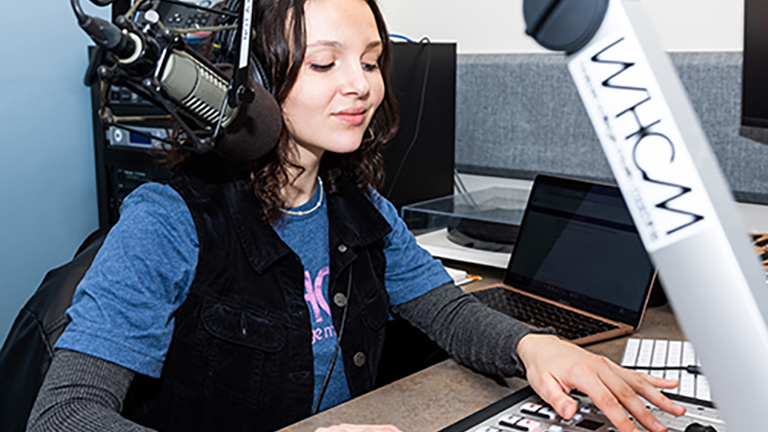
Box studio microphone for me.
[155,46,282,161]
[76,5,281,162]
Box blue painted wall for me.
[0,1,110,344]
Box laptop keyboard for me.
[470,287,618,340]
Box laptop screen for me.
[503,175,655,326]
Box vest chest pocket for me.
[201,301,285,351]
[198,301,287,404]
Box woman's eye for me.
[362,62,380,71]
[310,63,334,71]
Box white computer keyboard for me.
[621,338,712,404]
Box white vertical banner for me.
[567,2,718,253]
[563,2,768,430]
[239,0,254,69]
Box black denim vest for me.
[122,171,392,432]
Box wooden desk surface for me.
[279,291,684,432]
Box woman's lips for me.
[334,108,366,125]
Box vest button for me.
[353,352,366,367]
[337,244,348,253]
[333,292,347,307]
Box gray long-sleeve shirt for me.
[27,282,541,432]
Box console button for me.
[474,427,502,432]
[521,402,556,419]
[498,415,541,432]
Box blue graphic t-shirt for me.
[56,181,451,412]
[270,183,350,411]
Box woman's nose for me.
[341,64,371,97]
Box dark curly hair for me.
[248,0,398,222]
[164,0,399,221]
[162,0,398,220]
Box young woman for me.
[27,1,685,431]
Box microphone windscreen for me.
[213,76,282,162]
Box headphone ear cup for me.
[523,0,609,54]
[249,53,273,94]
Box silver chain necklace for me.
[280,177,324,216]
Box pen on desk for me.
[456,275,482,286]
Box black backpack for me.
[0,231,105,432]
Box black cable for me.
[160,0,238,17]
[625,365,703,375]
[212,0,241,63]
[453,169,479,208]
[312,266,354,414]
[453,169,468,195]
[386,36,432,197]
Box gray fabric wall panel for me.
[455,52,768,204]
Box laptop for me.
[468,174,657,345]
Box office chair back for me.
[0,231,105,432]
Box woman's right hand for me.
[314,424,403,432]
[517,334,685,432]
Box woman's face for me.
[281,0,385,159]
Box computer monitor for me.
[376,41,457,385]
[740,0,768,144]
[381,42,456,209]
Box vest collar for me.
[226,181,290,274]
[326,180,392,249]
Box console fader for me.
[439,387,727,432]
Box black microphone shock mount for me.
[73,0,255,155]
